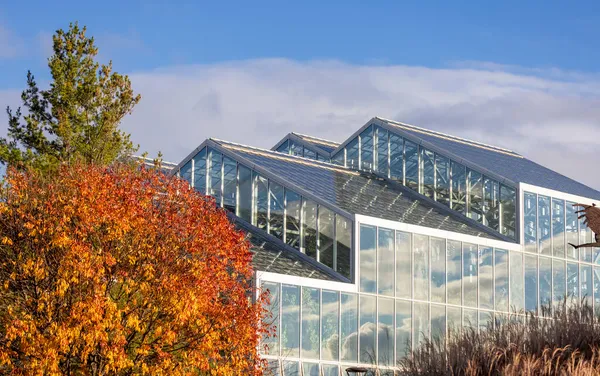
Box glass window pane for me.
[304,148,316,160]
[450,162,466,215]
[331,150,344,166]
[500,185,516,239]
[510,251,524,312]
[420,148,435,199]
[253,172,268,230]
[321,290,339,361]
[552,199,565,258]
[483,178,499,231]
[269,181,285,240]
[360,125,374,171]
[524,192,537,253]
[567,262,579,306]
[378,298,394,366]
[431,304,446,343]
[566,201,579,260]
[447,306,461,334]
[389,133,403,182]
[413,302,429,349]
[463,308,477,330]
[180,160,192,185]
[335,215,352,279]
[302,200,318,259]
[553,260,566,311]
[290,141,303,157]
[396,231,412,299]
[468,170,483,223]
[340,293,358,362]
[283,361,300,376]
[376,127,389,176]
[321,364,339,376]
[594,268,600,316]
[318,206,335,269]
[404,140,419,190]
[276,139,290,154]
[538,195,551,256]
[495,249,509,312]
[435,154,450,207]
[237,164,252,222]
[396,300,411,360]
[346,138,359,170]
[581,264,593,308]
[378,228,395,296]
[525,254,538,314]
[447,240,462,305]
[261,282,279,355]
[359,295,376,364]
[360,225,377,293]
[282,284,300,358]
[463,243,478,307]
[302,363,319,376]
[414,234,429,301]
[222,157,237,212]
[193,148,207,194]
[301,287,320,359]
[431,237,446,303]
[479,311,493,332]
[479,246,493,310]
[285,190,301,248]
[539,257,552,316]
[267,360,281,376]
[208,149,222,205]
[581,215,593,263]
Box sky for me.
[1,1,600,189]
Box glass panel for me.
[463,308,477,330]
[567,262,579,305]
[447,306,461,334]
[303,148,316,160]
[495,249,509,312]
[566,201,578,260]
[413,302,429,349]
[321,364,339,376]
[396,300,411,360]
[290,141,303,157]
[414,234,429,301]
[267,360,281,376]
[539,257,552,316]
[283,361,300,376]
[376,127,389,176]
[359,295,376,364]
[500,185,516,239]
[450,161,466,215]
[510,251,524,312]
[335,215,352,279]
[396,231,412,299]
[538,195,552,256]
[318,206,335,269]
[331,150,344,166]
[581,264,593,308]
[282,284,300,358]
[302,363,319,376]
[435,154,450,207]
[553,260,566,311]
[180,160,192,185]
[276,139,289,154]
[404,139,419,190]
[552,198,565,258]
[467,169,483,223]
[261,282,280,355]
[269,181,285,240]
[420,148,435,199]
[302,200,318,259]
[479,246,493,310]
[316,153,328,162]
[346,138,359,170]
[360,225,377,293]
[208,149,222,205]
[479,311,493,331]
[483,178,499,231]
[237,164,252,222]
[285,190,301,248]
[222,157,237,212]
[581,214,593,263]
[524,254,538,314]
[360,125,374,171]
[321,290,339,361]
[389,133,403,182]
[447,240,462,305]
[254,172,268,231]
[301,287,320,359]
[431,237,446,303]
[595,268,600,315]
[340,293,358,362]
[378,228,395,296]
[463,243,478,307]
[378,298,394,366]
[193,148,207,194]
[524,192,537,253]
[431,304,446,342]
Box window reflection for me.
[360,126,374,171]
[581,265,593,307]
[539,257,552,316]
[468,170,483,223]
[566,201,578,260]
[237,164,252,222]
[479,247,493,310]
[222,156,237,212]
[302,200,318,259]
[282,284,300,358]
[510,252,524,312]
[285,190,301,248]
[321,290,339,361]
[538,195,551,256]
[553,260,566,311]
[447,240,462,305]
[435,154,450,207]
[463,243,478,307]
[499,185,516,239]
[525,255,538,313]
[346,138,359,170]
[483,178,499,231]
[262,282,280,355]
[451,162,466,215]
[413,302,429,349]
[180,160,192,185]
[318,206,335,269]
[193,148,207,194]
[524,192,537,253]
[378,228,394,296]
[552,199,565,258]
[567,262,579,305]
[208,149,222,205]
[276,139,289,154]
[360,225,377,293]
[494,249,509,312]
[404,140,419,190]
[420,148,435,199]
[359,295,376,364]
[301,287,320,359]
[396,232,412,299]
[431,237,446,303]
[253,172,268,231]
[395,300,411,360]
[431,304,446,343]
[269,181,285,240]
[335,216,352,279]
[413,234,429,301]
[340,293,358,362]
[378,298,394,366]
[389,133,403,182]
[376,127,389,177]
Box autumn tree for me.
[0,163,269,375]
[0,22,140,171]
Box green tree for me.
[0,22,140,171]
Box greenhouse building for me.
[172,117,600,375]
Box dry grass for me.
[399,301,600,375]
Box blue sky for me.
[1,1,600,188]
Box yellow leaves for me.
[1,236,12,245]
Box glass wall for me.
[178,147,353,278]
[277,139,330,162]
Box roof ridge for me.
[376,117,522,157]
[291,132,340,146]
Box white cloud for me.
[0,24,23,59]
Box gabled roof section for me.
[212,139,509,241]
[375,117,600,200]
[271,132,340,156]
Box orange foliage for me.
[0,163,268,375]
